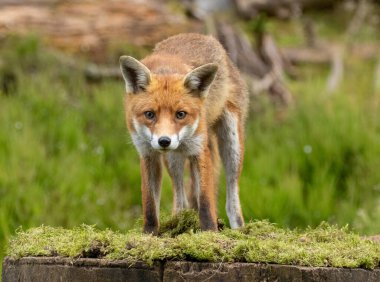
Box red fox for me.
[120,33,248,234]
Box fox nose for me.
[158,136,171,148]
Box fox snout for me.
[158,136,171,148]
[151,133,180,151]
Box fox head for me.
[120,55,218,154]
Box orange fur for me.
[120,33,248,233]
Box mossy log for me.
[3,211,379,281]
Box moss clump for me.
[159,209,200,237]
[6,210,380,269]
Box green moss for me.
[159,209,200,237]
[6,210,380,269]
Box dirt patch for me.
[367,235,380,243]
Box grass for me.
[1,31,380,272]
[6,210,380,269]
[238,76,380,233]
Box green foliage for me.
[6,211,380,269]
[232,60,380,234]
[244,14,268,36]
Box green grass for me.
[234,63,380,233]
[6,210,380,269]
[1,35,380,271]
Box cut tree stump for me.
[3,257,380,282]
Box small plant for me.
[159,209,200,237]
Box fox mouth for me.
[152,143,179,152]
[150,135,180,151]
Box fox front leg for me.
[165,153,188,214]
[140,154,162,235]
[190,148,218,231]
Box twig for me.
[51,50,121,82]
[374,56,380,93]
[84,64,121,82]
[325,0,369,94]
[261,34,285,80]
[302,18,320,48]
[326,45,344,93]
[214,22,293,105]
[283,42,380,64]
[344,0,369,47]
[245,72,276,95]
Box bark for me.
[235,0,343,19]
[214,21,293,105]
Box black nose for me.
[158,136,171,148]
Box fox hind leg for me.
[216,109,245,229]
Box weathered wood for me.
[0,0,194,60]
[0,0,59,6]
[3,257,380,282]
[235,0,343,19]
[2,257,163,282]
[215,21,293,104]
[282,42,380,65]
[282,47,330,64]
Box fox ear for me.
[119,56,151,94]
[184,63,218,98]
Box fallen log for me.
[234,0,343,19]
[214,21,293,105]
[282,42,380,65]
[282,47,330,64]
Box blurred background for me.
[1,0,380,263]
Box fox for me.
[119,33,248,234]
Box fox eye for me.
[144,111,155,120]
[176,111,187,119]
